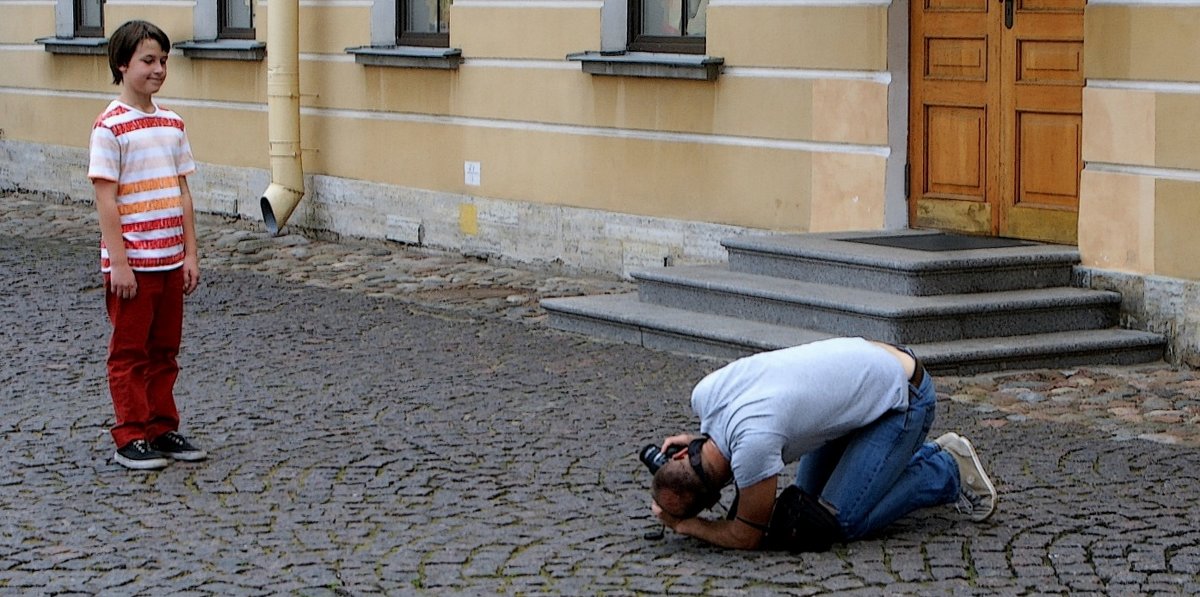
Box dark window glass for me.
[629,0,706,53]
[399,0,451,47]
[219,0,255,39]
[74,0,103,38]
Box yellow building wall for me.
[0,5,54,40]
[1081,5,1200,281]
[707,5,888,71]
[0,0,892,237]
[452,5,600,59]
[1085,7,1200,83]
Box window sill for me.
[175,40,266,61]
[566,51,723,81]
[345,46,463,70]
[35,36,106,55]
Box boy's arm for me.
[94,179,137,298]
[178,176,200,295]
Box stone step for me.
[541,293,1165,374]
[631,265,1121,344]
[724,231,1080,296]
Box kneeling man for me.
[651,337,996,551]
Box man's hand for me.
[652,499,684,530]
[660,433,702,454]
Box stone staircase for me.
[541,230,1165,374]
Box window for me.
[219,0,255,39]
[566,0,721,80]
[399,0,451,47]
[345,0,461,69]
[74,0,104,38]
[37,0,106,54]
[175,0,265,60]
[629,0,707,54]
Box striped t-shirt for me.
[88,99,196,272]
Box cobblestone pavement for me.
[3,191,1200,595]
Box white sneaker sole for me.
[114,452,171,470]
[163,450,208,462]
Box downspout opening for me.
[261,182,304,237]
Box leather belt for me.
[909,356,926,387]
[888,342,927,387]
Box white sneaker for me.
[933,432,959,449]
[935,432,997,522]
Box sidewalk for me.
[3,189,1200,594]
[5,190,1196,447]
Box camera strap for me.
[687,435,712,490]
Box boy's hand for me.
[109,264,137,299]
[182,255,200,295]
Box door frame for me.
[884,0,912,231]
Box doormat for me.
[842,233,1037,252]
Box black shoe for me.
[114,439,171,470]
[150,431,208,461]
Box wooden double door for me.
[909,0,1085,244]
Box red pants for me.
[105,268,183,447]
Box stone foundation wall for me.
[1077,267,1200,367]
[0,140,747,278]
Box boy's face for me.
[119,38,168,98]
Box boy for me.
[88,20,206,470]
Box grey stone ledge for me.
[346,46,463,70]
[567,51,724,81]
[35,36,106,55]
[631,265,1122,318]
[724,230,1081,272]
[175,39,267,61]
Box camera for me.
[639,443,683,474]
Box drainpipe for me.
[259,0,305,236]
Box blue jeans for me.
[792,367,960,540]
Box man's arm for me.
[657,475,777,550]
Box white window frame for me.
[600,0,628,53]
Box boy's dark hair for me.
[107,20,171,85]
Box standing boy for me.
[88,20,206,470]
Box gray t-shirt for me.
[691,337,909,488]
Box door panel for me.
[1017,40,1082,84]
[1016,112,1080,207]
[910,0,999,237]
[999,7,1083,242]
[926,106,987,200]
[927,38,988,81]
[910,0,1084,243]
